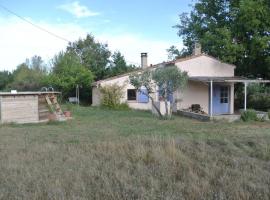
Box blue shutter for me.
[138,89,149,103]
[167,92,173,103]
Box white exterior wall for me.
[92,75,155,110]
[92,87,101,106]
[175,81,209,114]
[175,55,235,77]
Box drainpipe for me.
[210,80,213,117]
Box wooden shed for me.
[0,92,65,124]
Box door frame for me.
[209,83,231,115]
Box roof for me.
[0,91,61,96]
[174,54,236,68]
[189,76,270,83]
[92,53,236,86]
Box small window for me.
[220,86,229,104]
[127,89,137,101]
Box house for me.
[92,45,270,120]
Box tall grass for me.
[0,106,270,199]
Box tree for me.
[175,0,270,78]
[130,65,188,118]
[10,56,47,91]
[152,66,188,117]
[46,51,94,102]
[167,45,181,61]
[108,51,136,77]
[67,34,111,80]
[0,71,13,91]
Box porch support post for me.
[244,81,247,111]
[210,80,213,117]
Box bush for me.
[100,83,127,109]
[115,103,130,110]
[241,109,258,122]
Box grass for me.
[0,106,270,199]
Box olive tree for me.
[129,65,188,119]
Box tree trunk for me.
[139,89,163,118]
[164,90,169,118]
[149,96,163,118]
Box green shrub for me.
[115,103,130,110]
[100,83,128,110]
[268,110,270,120]
[241,109,258,122]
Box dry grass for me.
[0,106,270,199]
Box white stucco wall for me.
[92,75,155,110]
[175,55,235,77]
[176,81,210,114]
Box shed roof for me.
[0,91,61,96]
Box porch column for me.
[230,83,234,114]
[244,82,248,111]
[210,80,213,117]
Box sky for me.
[0,0,193,71]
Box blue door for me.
[212,85,230,115]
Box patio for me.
[178,76,270,122]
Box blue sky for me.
[0,0,193,70]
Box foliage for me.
[235,83,270,111]
[130,65,188,118]
[45,51,94,102]
[130,70,154,93]
[152,65,188,99]
[241,109,258,122]
[10,56,47,91]
[167,45,181,61]
[100,83,127,109]
[153,65,188,118]
[107,51,136,77]
[175,0,270,79]
[67,34,111,81]
[0,71,13,91]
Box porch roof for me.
[189,76,270,83]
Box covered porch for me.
[184,76,270,121]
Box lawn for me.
[0,106,270,200]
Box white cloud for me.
[97,33,183,66]
[0,17,87,70]
[58,1,100,18]
[0,16,183,71]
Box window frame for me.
[220,86,229,104]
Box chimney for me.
[141,53,148,68]
[193,43,202,55]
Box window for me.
[220,86,229,103]
[127,89,137,101]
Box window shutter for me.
[138,89,149,103]
[167,92,173,103]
